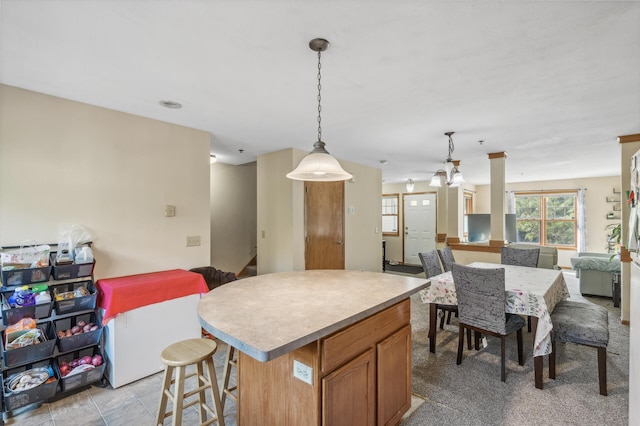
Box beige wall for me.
[381,180,475,264]
[476,176,621,267]
[256,149,306,274]
[210,161,257,274]
[383,176,621,268]
[0,85,211,279]
[257,148,382,274]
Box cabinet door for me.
[377,325,411,426]
[322,348,375,426]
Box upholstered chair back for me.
[437,246,456,272]
[500,247,540,268]
[451,263,507,335]
[419,250,443,279]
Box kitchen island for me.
[197,269,428,426]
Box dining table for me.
[420,261,570,389]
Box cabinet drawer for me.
[321,299,410,374]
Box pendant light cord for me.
[317,50,322,142]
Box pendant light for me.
[406,179,415,193]
[286,38,353,181]
[429,131,465,187]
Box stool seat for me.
[161,338,217,366]
[156,338,225,426]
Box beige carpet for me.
[400,271,628,426]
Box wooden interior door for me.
[305,181,345,270]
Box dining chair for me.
[500,246,540,332]
[549,299,609,395]
[500,246,540,268]
[437,246,456,272]
[451,263,525,382]
[419,251,459,330]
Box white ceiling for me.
[1,1,639,185]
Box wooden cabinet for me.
[237,299,412,425]
[322,348,376,426]
[377,325,411,426]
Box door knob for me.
[337,241,344,245]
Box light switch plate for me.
[164,205,176,217]
[186,235,201,247]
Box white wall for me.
[257,148,382,274]
[210,161,257,274]
[0,85,211,279]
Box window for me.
[463,191,473,238]
[382,194,399,236]
[514,192,577,248]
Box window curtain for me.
[577,188,587,253]
[507,191,515,214]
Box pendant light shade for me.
[286,142,353,181]
[406,179,415,193]
[287,38,352,182]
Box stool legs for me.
[156,356,225,426]
[157,365,174,425]
[204,356,225,425]
[221,346,238,409]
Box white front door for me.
[404,193,437,265]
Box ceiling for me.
[1,1,639,185]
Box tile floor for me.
[4,341,237,426]
[6,338,423,425]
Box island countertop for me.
[197,269,428,362]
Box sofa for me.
[507,243,559,270]
[570,252,620,298]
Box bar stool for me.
[156,338,225,426]
[220,346,237,409]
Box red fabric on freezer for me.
[96,269,208,324]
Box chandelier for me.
[286,38,352,181]
[406,179,415,193]
[429,131,465,187]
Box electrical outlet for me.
[293,360,313,385]
[186,235,201,247]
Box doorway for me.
[403,192,437,265]
[305,181,345,269]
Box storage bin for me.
[50,253,95,280]
[1,292,54,326]
[2,359,58,411]
[50,280,97,315]
[1,266,51,289]
[1,321,56,368]
[56,346,105,392]
[54,312,102,353]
